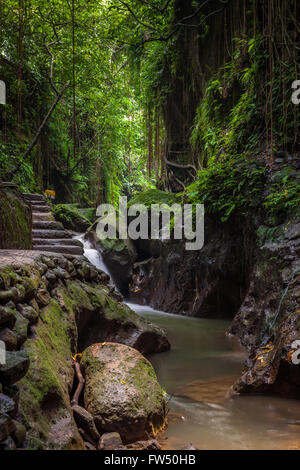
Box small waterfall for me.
[73,233,110,275]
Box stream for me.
[77,234,300,450]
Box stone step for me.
[32,212,54,222]
[32,220,63,230]
[33,238,83,247]
[32,245,83,255]
[32,229,71,239]
[31,205,51,212]
[24,193,46,202]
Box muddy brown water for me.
[78,236,300,450]
[127,303,300,450]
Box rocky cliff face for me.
[230,218,300,398]
[0,251,169,449]
[129,215,252,318]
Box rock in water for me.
[81,343,166,443]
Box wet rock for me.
[37,262,48,276]
[89,265,99,282]
[53,267,70,280]
[73,281,170,355]
[0,288,18,305]
[45,270,57,284]
[17,304,39,325]
[181,444,199,450]
[12,311,29,347]
[98,432,125,450]
[84,441,96,451]
[6,301,16,310]
[29,298,40,313]
[0,350,30,385]
[126,439,161,450]
[86,229,137,295]
[35,288,51,307]
[72,404,100,442]
[0,435,16,449]
[0,393,16,417]
[81,342,166,444]
[0,413,16,441]
[0,328,18,351]
[0,306,16,329]
[40,256,56,269]
[11,420,26,447]
[3,384,20,411]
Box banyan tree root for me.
[71,360,85,406]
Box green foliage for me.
[263,167,300,222]
[52,204,90,231]
[128,189,179,209]
[185,156,267,222]
[191,35,265,167]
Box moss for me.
[19,292,82,449]
[52,204,90,232]
[129,189,179,209]
[0,267,21,289]
[0,189,32,249]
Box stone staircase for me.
[24,193,84,256]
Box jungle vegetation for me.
[0,0,299,214]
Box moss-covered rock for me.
[52,204,90,232]
[81,342,166,443]
[65,279,170,354]
[0,189,32,250]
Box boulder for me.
[11,420,26,447]
[72,405,100,442]
[69,280,170,355]
[17,304,39,325]
[98,432,124,450]
[0,393,16,417]
[0,413,16,442]
[126,439,161,450]
[12,311,29,347]
[0,306,16,329]
[81,343,166,444]
[0,328,18,351]
[0,435,16,449]
[0,350,30,385]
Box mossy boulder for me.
[0,188,32,250]
[52,204,90,232]
[65,279,170,354]
[81,343,166,443]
